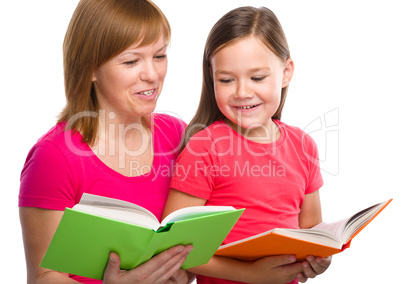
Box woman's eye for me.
[123,60,139,66]
[251,76,266,81]
[155,54,167,61]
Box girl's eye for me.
[219,78,233,84]
[251,76,266,81]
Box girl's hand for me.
[296,255,332,283]
[249,255,304,284]
[103,245,193,284]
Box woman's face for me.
[92,36,168,123]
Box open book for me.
[215,199,392,261]
[41,194,244,280]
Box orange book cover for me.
[215,199,392,261]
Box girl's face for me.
[92,36,168,124]
[211,36,293,137]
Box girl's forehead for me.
[212,36,277,61]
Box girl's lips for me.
[233,103,262,111]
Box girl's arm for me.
[20,207,193,284]
[163,189,306,284]
[296,190,332,281]
[299,189,322,229]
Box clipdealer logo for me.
[303,108,339,176]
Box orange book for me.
[215,199,392,261]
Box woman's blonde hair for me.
[181,6,290,151]
[58,0,171,146]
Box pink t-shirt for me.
[19,113,186,283]
[171,119,323,284]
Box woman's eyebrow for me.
[120,43,169,57]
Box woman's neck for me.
[90,110,154,177]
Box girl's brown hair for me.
[181,6,290,151]
[58,0,171,146]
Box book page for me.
[161,206,236,227]
[341,200,390,243]
[312,219,349,241]
[312,200,392,244]
[73,194,161,230]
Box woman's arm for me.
[20,207,193,284]
[163,189,306,284]
[20,207,78,283]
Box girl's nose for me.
[234,81,253,99]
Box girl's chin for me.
[227,118,272,130]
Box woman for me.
[19,0,192,283]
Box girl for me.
[19,0,192,283]
[163,6,331,284]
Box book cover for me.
[41,206,244,280]
[215,199,392,261]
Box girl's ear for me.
[282,58,294,88]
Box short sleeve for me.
[153,113,187,158]
[170,130,216,200]
[302,133,324,194]
[19,141,78,210]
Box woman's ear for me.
[282,58,294,88]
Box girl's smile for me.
[211,35,293,141]
[233,103,262,110]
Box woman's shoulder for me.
[20,122,83,210]
[33,122,87,153]
[152,112,186,125]
[152,113,186,133]
[152,113,187,155]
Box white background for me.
[1,0,401,283]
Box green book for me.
[40,193,244,280]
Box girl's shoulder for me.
[275,119,303,135]
[275,120,313,140]
[191,120,230,138]
[275,120,319,152]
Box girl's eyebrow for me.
[214,67,272,75]
[248,67,272,73]
[214,70,233,75]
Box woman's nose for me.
[140,61,158,82]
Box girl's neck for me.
[224,118,281,144]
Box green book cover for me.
[40,196,244,280]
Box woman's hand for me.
[296,255,332,283]
[103,245,193,284]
